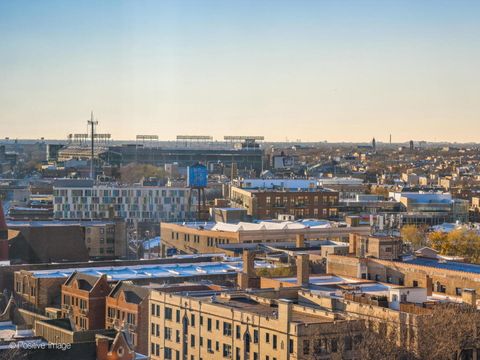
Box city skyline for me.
[1,0,480,142]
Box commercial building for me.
[391,191,469,225]
[53,179,197,223]
[230,179,339,220]
[160,220,370,255]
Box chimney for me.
[95,336,110,360]
[0,201,9,261]
[295,234,305,248]
[238,250,259,289]
[296,254,310,287]
[462,289,477,307]
[277,299,293,330]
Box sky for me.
[1,0,480,143]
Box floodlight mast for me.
[88,111,98,180]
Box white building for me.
[53,179,197,222]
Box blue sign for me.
[187,164,208,187]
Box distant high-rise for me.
[410,140,414,151]
[372,137,376,152]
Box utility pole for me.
[88,111,98,180]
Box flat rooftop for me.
[172,219,339,232]
[28,260,274,281]
[201,296,333,324]
[402,256,480,275]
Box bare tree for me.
[415,303,480,360]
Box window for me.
[216,320,220,330]
[236,325,240,339]
[273,335,277,349]
[191,335,195,347]
[303,340,310,355]
[207,339,212,352]
[191,314,195,327]
[165,307,173,320]
[289,339,293,354]
[413,280,419,287]
[223,344,232,358]
[164,347,172,360]
[344,336,352,351]
[331,339,338,353]
[265,333,270,343]
[253,330,258,343]
[207,318,212,331]
[223,322,232,336]
[176,309,181,322]
[165,327,172,340]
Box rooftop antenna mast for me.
[88,111,98,180]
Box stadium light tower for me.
[88,111,98,180]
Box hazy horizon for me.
[1,0,480,142]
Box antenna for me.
[87,111,98,180]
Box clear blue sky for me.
[1,0,480,142]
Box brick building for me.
[105,281,150,355]
[61,272,111,330]
[348,233,403,260]
[160,220,367,255]
[229,179,339,220]
[327,253,480,298]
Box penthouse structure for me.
[53,179,197,222]
[230,179,339,220]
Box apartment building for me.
[105,281,150,355]
[53,179,197,222]
[84,220,127,259]
[61,272,111,330]
[230,179,339,220]
[148,290,362,360]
